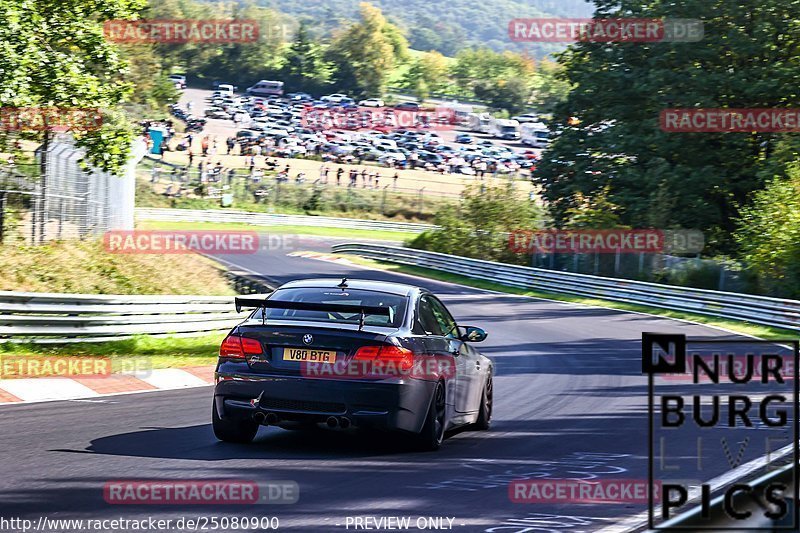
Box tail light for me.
[220,335,263,359]
[353,345,414,371]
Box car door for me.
[425,296,482,413]
[414,296,460,408]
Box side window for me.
[428,297,458,338]
[416,297,443,336]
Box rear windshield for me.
[252,288,407,328]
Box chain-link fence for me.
[0,135,145,243]
[137,159,469,222]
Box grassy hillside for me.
[0,240,235,295]
[256,0,593,56]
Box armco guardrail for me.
[0,292,251,344]
[135,208,434,234]
[332,243,800,332]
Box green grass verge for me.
[139,220,414,242]
[0,238,235,295]
[336,254,798,341]
[0,333,225,371]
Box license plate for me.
[282,348,337,363]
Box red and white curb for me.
[0,366,215,405]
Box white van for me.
[488,118,521,140]
[467,113,492,133]
[246,80,285,97]
[217,84,235,96]
[521,122,550,148]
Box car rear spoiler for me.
[235,296,391,330]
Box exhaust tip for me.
[326,416,339,428]
[265,412,279,425]
[339,417,351,429]
[253,412,267,424]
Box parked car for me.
[321,94,349,104]
[395,102,421,111]
[168,74,186,89]
[236,130,261,140]
[359,98,385,107]
[204,108,229,119]
[286,92,313,102]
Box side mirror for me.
[460,326,487,343]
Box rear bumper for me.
[214,373,435,433]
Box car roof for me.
[277,278,421,297]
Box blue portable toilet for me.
[149,127,167,155]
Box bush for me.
[734,166,800,298]
[654,259,722,290]
[407,182,541,264]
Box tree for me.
[144,0,288,86]
[474,77,531,115]
[535,0,800,254]
[735,166,800,298]
[564,186,625,229]
[120,44,180,109]
[451,48,535,95]
[408,182,542,265]
[278,23,333,94]
[400,51,450,100]
[0,0,143,172]
[529,58,572,113]
[1,0,143,245]
[325,3,408,98]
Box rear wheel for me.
[212,401,258,443]
[474,372,493,430]
[416,381,446,451]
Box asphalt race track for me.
[0,237,785,532]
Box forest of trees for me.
[124,0,569,113]
[255,0,593,56]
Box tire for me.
[415,381,447,451]
[474,372,493,431]
[212,401,259,443]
